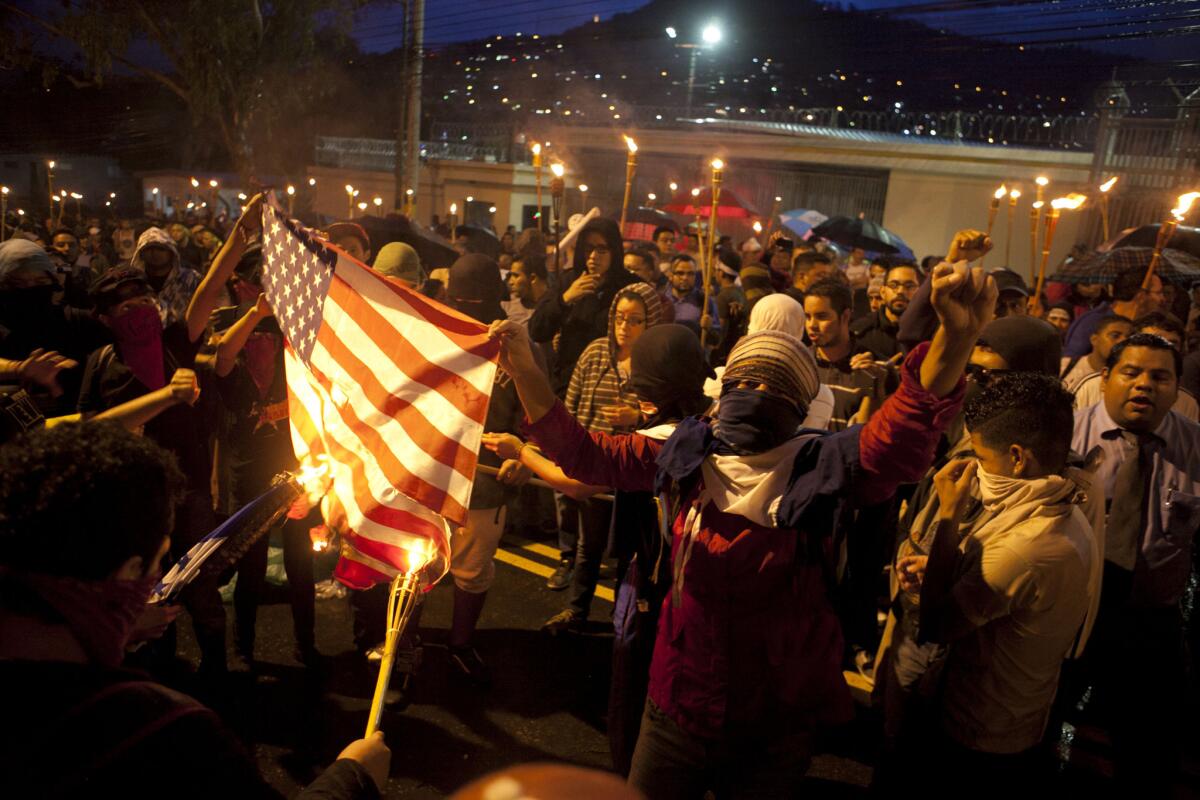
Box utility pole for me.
[402,0,425,220]
[393,0,410,216]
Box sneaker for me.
[541,609,585,636]
[448,645,492,687]
[546,559,574,591]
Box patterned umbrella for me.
[1051,247,1200,288]
[779,208,829,241]
[810,216,910,256]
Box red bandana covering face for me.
[16,571,159,668]
[243,331,281,400]
[110,304,166,390]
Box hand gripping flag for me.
[259,195,499,588]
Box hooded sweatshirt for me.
[564,282,664,434]
[131,227,199,326]
[529,217,639,394]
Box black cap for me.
[989,267,1029,297]
[90,266,153,313]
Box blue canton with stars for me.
[261,200,337,365]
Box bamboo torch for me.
[1098,176,1118,243]
[764,195,782,238]
[550,162,566,271]
[1029,200,1043,284]
[579,183,589,214]
[364,540,435,736]
[619,135,638,235]
[1,186,8,242]
[690,187,703,253]
[531,143,544,231]
[345,184,356,219]
[286,184,296,217]
[1033,193,1087,314]
[46,160,55,219]
[982,184,1006,267]
[701,158,723,348]
[1146,191,1200,290]
[1005,188,1021,267]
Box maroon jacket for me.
[526,342,963,739]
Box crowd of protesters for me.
[0,190,1198,799]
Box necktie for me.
[1105,431,1146,571]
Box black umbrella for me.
[626,206,681,230]
[1100,224,1200,259]
[454,224,502,260]
[353,214,459,270]
[1052,247,1200,288]
[811,216,908,255]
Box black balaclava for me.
[629,324,714,427]
[447,253,506,324]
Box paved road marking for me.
[495,546,615,604]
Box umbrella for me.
[1051,246,1200,288]
[1099,224,1200,259]
[661,187,761,219]
[622,206,680,242]
[454,224,502,260]
[810,216,910,256]
[779,208,829,241]
[354,214,459,270]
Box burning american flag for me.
[260,195,498,587]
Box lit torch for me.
[0,186,7,242]
[1098,176,1118,243]
[286,184,296,217]
[1005,188,1021,267]
[1146,191,1200,290]
[982,184,1006,267]
[619,135,638,235]
[550,162,566,270]
[578,183,589,215]
[764,195,782,238]
[1033,193,1087,314]
[701,158,724,348]
[691,187,703,253]
[345,184,356,219]
[531,142,544,231]
[1029,200,1044,285]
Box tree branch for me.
[1,1,191,101]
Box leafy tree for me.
[1,0,370,177]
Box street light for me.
[670,21,723,117]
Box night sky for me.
[351,0,1199,60]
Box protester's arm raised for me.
[214,294,273,377]
[920,260,997,397]
[185,193,263,342]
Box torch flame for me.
[1033,200,1044,209]
[209,179,218,188]
[691,187,701,197]
[752,221,763,233]
[345,184,354,195]
[579,184,588,193]
[1009,189,1021,200]
[190,177,199,188]
[550,162,565,178]
[1099,177,1118,193]
[711,158,725,171]
[623,135,638,154]
[296,456,331,494]
[994,185,1007,200]
[531,142,542,156]
[1172,192,1200,221]
[450,202,457,215]
[286,184,296,195]
[1035,176,1049,187]
[1051,193,1087,211]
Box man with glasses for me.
[652,226,677,261]
[665,254,719,339]
[852,264,920,360]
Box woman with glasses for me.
[542,282,666,635]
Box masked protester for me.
[48,228,95,309]
[131,227,200,326]
[78,266,257,681]
[0,422,390,799]
[489,261,996,798]
[0,239,109,417]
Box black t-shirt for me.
[218,335,296,504]
[77,321,216,494]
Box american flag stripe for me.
[304,361,471,518]
[262,195,497,588]
[333,269,495,408]
[318,291,487,435]
[309,328,478,476]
